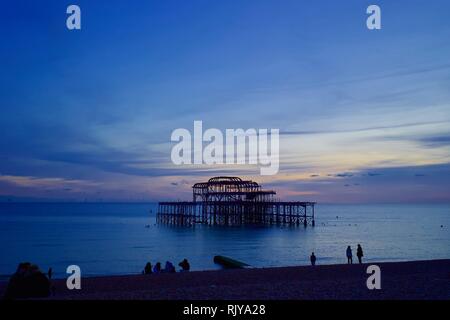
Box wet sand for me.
[1,259,449,300]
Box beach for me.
[1,259,449,300]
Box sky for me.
[1,0,450,203]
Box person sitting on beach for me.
[4,262,51,300]
[356,244,364,264]
[164,261,176,273]
[179,258,190,272]
[153,262,161,273]
[143,262,152,275]
[310,252,316,266]
[346,246,353,264]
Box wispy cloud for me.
[418,135,450,148]
[281,120,450,136]
[0,175,101,189]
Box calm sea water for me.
[0,203,449,280]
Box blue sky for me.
[1,0,450,202]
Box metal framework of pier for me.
[157,177,315,227]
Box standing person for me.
[47,267,53,280]
[346,246,353,264]
[356,244,364,264]
[310,252,317,266]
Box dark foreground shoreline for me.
[1,259,449,300]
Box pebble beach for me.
[2,259,448,300]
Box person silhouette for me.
[356,244,364,264]
[346,246,353,264]
[153,262,161,273]
[164,261,176,273]
[310,252,317,266]
[179,258,190,272]
[143,262,152,275]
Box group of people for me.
[143,258,190,274]
[346,244,364,264]
[3,263,52,299]
[309,244,364,266]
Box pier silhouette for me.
[157,177,315,227]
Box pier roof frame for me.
[192,176,276,202]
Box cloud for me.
[418,135,450,148]
[272,163,450,203]
[281,120,450,136]
[366,172,382,177]
[334,173,354,178]
[0,174,101,189]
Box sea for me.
[0,202,449,280]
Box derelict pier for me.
[157,177,315,227]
